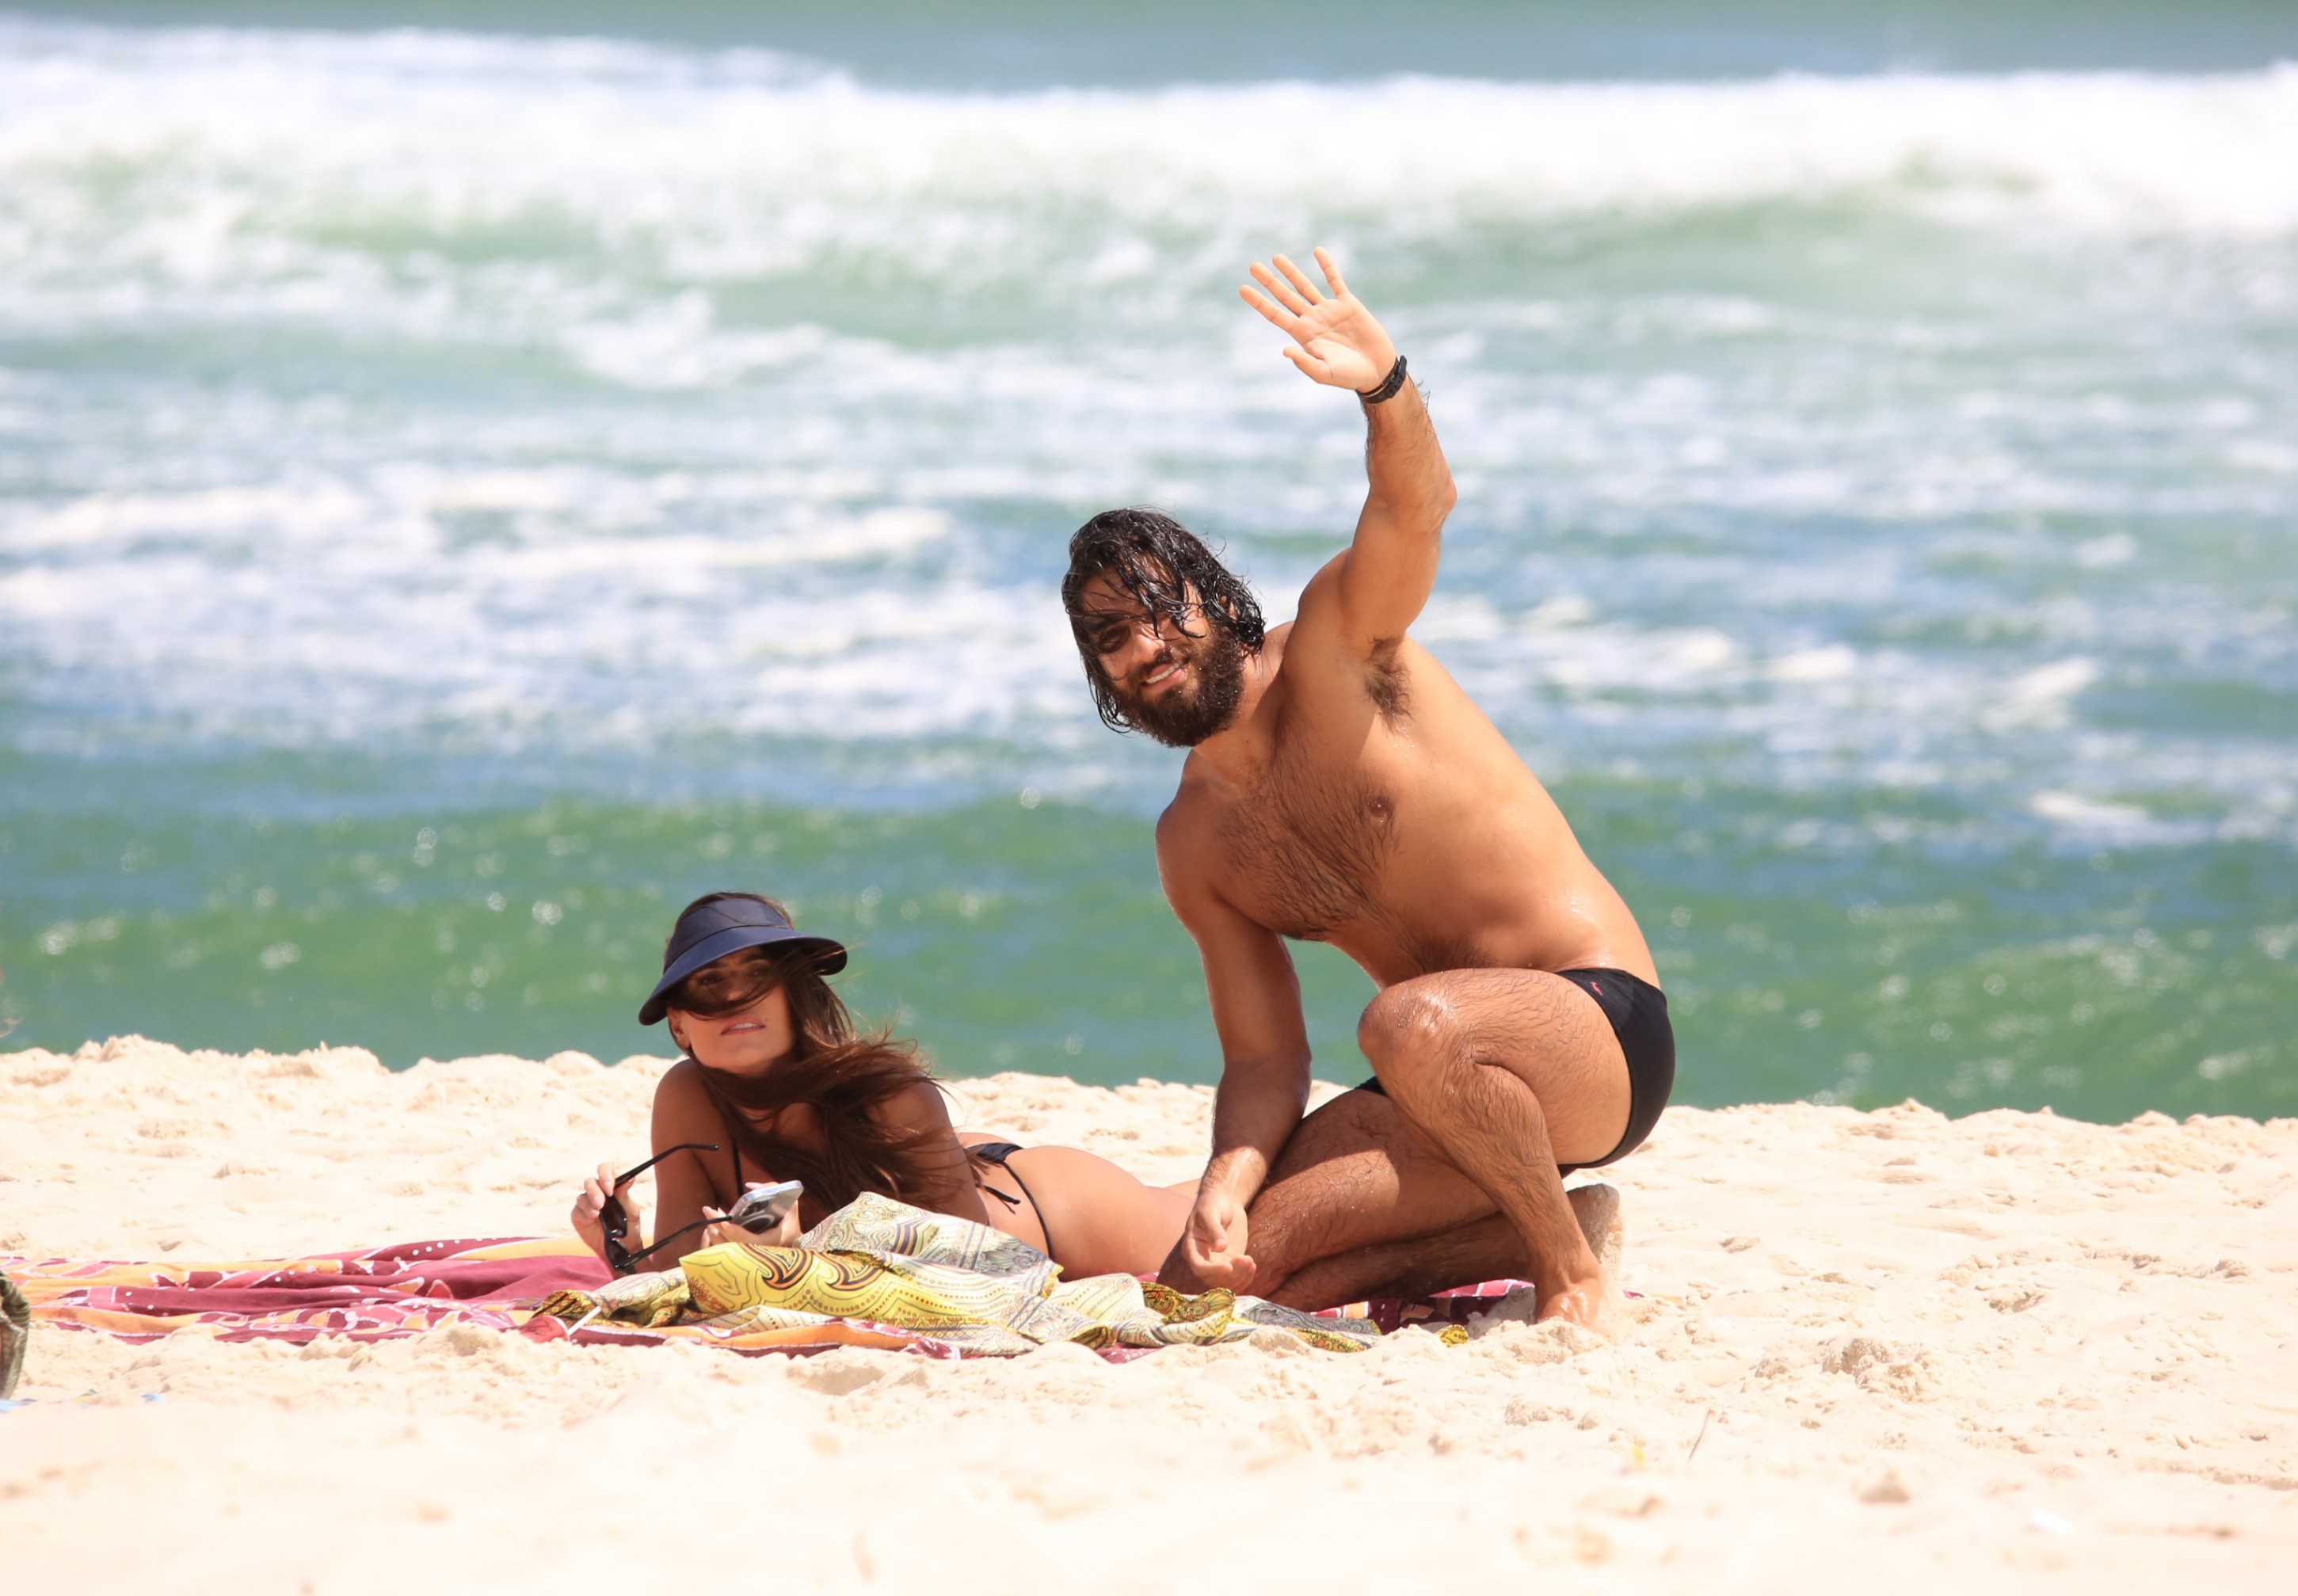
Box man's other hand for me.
[1240,247,1397,393]
[1169,1186,1257,1293]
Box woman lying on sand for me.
[570,892,1195,1278]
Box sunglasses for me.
[668,949,786,1019]
[600,1141,725,1276]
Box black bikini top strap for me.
[711,1100,745,1204]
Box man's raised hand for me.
[1240,247,1398,393]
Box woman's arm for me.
[569,1067,723,1267]
[617,1060,751,1270]
[571,1066,997,1269]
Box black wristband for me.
[1357,354,1408,405]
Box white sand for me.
[3,1036,2293,1590]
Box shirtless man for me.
[1061,249,1675,1324]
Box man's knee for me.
[1358,981,1462,1083]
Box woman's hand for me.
[695,1186,803,1251]
[570,1160,620,1263]
[760,1198,802,1246]
[695,1206,745,1251]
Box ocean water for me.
[2,7,2293,1120]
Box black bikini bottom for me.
[1350,966,1675,1174]
[969,1141,1056,1262]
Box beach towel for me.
[1353,1275,1536,1335]
[6,1238,610,1347]
[6,1195,1518,1362]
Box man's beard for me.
[1111,630,1248,748]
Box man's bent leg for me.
[1165,1082,1500,1297]
[1267,1186,1622,1310]
[1162,974,1630,1315]
[1355,969,1631,1324]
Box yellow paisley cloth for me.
[539,1194,1381,1356]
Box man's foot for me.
[1534,1183,1623,1327]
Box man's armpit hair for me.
[1366,637,1409,722]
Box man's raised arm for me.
[1240,248,1458,646]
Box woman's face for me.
[665,947,794,1076]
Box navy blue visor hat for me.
[638,894,848,1025]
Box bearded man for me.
[1061,249,1674,1324]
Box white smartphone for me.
[724,1179,804,1231]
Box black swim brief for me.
[1350,966,1675,1173]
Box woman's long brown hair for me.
[666,893,953,1212]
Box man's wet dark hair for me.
[1062,508,1265,734]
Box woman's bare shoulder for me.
[868,1077,955,1133]
[650,1057,722,1134]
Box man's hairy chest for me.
[1211,729,1404,944]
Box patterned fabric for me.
[6,1238,608,1347]
[538,1194,1382,1356]
[5,1196,1522,1362]
[1,1236,940,1357]
[1336,1277,1538,1335]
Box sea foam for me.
[3,22,2297,329]
[0,19,2293,851]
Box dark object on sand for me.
[0,1267,28,1398]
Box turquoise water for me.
[2,6,2294,1118]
